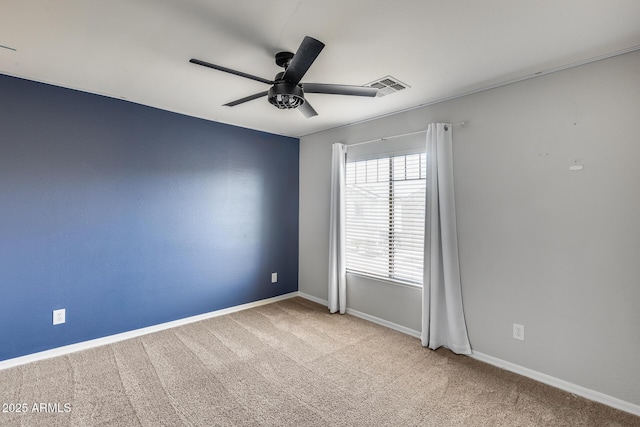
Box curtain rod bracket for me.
[445,121,466,131]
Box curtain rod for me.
[344,122,466,148]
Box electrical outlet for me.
[53,309,66,325]
[513,323,524,341]
[271,272,278,283]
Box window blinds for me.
[345,152,426,285]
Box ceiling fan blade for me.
[190,59,274,85]
[224,91,269,107]
[298,100,318,118]
[282,36,325,85]
[302,83,378,97]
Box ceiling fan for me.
[189,36,378,118]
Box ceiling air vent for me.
[366,75,409,97]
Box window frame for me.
[344,150,426,288]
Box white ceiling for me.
[1,0,639,138]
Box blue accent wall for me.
[0,74,299,361]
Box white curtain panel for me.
[328,143,347,314]
[422,123,472,354]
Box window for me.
[345,152,426,286]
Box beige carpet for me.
[0,297,638,426]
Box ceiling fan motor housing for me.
[268,81,305,109]
[275,51,295,69]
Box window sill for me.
[346,271,423,290]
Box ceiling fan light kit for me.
[189,36,378,118]
[268,83,304,109]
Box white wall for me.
[299,50,640,407]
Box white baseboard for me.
[11,291,635,417]
[345,307,421,338]
[296,292,421,338]
[0,292,299,372]
[470,351,640,417]
[296,291,328,306]
[297,292,639,416]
